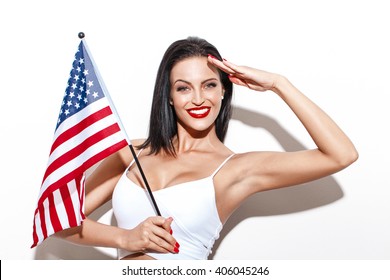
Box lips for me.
[186,106,211,118]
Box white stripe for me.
[48,112,118,167]
[79,174,86,212]
[67,179,82,225]
[43,197,54,238]
[53,187,70,229]
[34,211,44,246]
[53,97,110,140]
[39,131,125,197]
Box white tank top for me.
[112,153,235,260]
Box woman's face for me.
[169,56,224,134]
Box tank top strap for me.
[126,148,144,171]
[211,154,235,178]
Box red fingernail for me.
[175,242,180,248]
[208,54,217,60]
[170,229,173,234]
[174,247,179,253]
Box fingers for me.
[162,216,173,234]
[207,55,241,75]
[228,75,249,87]
[136,216,179,254]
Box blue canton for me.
[56,41,104,130]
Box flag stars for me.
[55,44,105,130]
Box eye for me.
[177,86,189,92]
[205,82,217,89]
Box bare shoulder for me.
[214,150,272,196]
[218,151,270,178]
[116,139,146,165]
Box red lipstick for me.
[186,106,211,118]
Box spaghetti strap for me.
[211,154,235,178]
[126,148,144,171]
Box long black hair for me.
[138,37,233,155]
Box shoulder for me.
[114,138,147,166]
[215,151,270,186]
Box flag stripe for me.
[40,130,126,198]
[42,122,121,184]
[48,192,63,233]
[77,175,86,220]
[38,137,127,207]
[60,181,78,227]
[53,97,109,140]
[47,107,119,169]
[50,105,113,155]
[53,188,70,229]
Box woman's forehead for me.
[170,57,219,82]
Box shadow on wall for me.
[209,106,344,259]
[34,106,343,260]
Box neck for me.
[173,124,221,154]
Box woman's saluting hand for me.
[208,55,280,92]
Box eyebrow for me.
[173,78,219,86]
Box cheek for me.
[205,91,222,103]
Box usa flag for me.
[31,40,128,248]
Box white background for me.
[0,0,389,260]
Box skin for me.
[54,56,358,260]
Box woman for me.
[55,37,358,260]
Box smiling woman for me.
[170,57,224,135]
[53,36,358,260]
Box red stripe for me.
[31,214,39,248]
[50,106,113,155]
[37,139,127,208]
[60,181,78,227]
[42,123,121,184]
[48,192,63,232]
[38,203,48,240]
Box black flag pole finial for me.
[78,32,85,39]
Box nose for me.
[191,89,205,106]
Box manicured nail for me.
[208,54,217,60]
[170,229,173,234]
[174,247,180,253]
[175,242,180,248]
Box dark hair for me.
[138,36,233,155]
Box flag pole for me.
[78,32,161,216]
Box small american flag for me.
[31,40,128,248]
